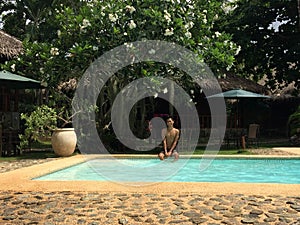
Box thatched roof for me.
[218,73,269,94]
[199,73,269,96]
[0,30,23,58]
[272,82,300,99]
[57,74,269,98]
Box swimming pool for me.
[34,158,300,184]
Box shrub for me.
[19,105,57,150]
[287,105,300,137]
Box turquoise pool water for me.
[34,158,300,184]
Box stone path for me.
[1,191,300,224]
[248,148,299,156]
[0,158,56,173]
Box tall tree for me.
[2,0,240,137]
[221,0,300,92]
[0,0,84,41]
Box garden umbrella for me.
[0,70,44,89]
[207,89,271,127]
[207,89,271,99]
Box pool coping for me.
[1,153,300,195]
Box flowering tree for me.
[2,0,240,141]
[4,1,240,80]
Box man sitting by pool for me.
[158,117,180,161]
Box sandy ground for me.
[271,147,300,155]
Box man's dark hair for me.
[165,116,174,121]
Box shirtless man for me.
[158,117,180,160]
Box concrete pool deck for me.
[1,148,300,224]
[1,151,300,195]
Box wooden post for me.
[241,135,246,150]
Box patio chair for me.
[246,124,260,148]
[224,128,243,149]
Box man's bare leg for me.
[158,152,165,160]
[173,152,179,161]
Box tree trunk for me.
[169,81,174,116]
[139,99,146,138]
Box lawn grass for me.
[192,149,252,155]
[0,140,71,162]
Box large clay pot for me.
[51,128,77,157]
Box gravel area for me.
[0,158,57,173]
[1,191,300,224]
[248,148,299,155]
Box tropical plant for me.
[288,105,300,137]
[19,105,57,150]
[19,103,79,150]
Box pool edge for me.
[1,154,300,195]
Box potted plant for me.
[19,105,77,157]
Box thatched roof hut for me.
[199,73,269,96]
[218,73,269,94]
[0,30,23,59]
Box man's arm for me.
[163,137,167,154]
[161,128,166,140]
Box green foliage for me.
[288,105,300,136]
[221,0,300,91]
[19,105,57,150]
[0,0,85,41]
[2,0,240,82]
[4,0,297,93]
[1,0,241,146]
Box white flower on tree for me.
[82,19,91,27]
[80,19,91,31]
[184,21,194,29]
[235,45,241,55]
[128,20,137,29]
[50,47,59,56]
[164,28,174,36]
[164,10,171,23]
[125,5,136,14]
[10,64,16,72]
[185,31,192,38]
[108,14,118,22]
[215,31,221,38]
